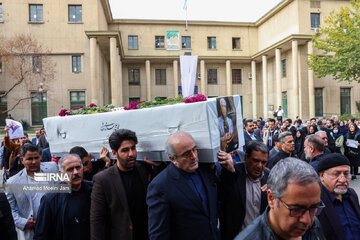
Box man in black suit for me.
[91,129,161,240]
[243,119,262,151]
[317,154,360,240]
[219,141,269,240]
[147,131,234,240]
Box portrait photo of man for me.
[217,97,238,153]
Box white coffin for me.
[43,95,244,162]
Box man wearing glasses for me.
[147,131,234,240]
[317,153,360,240]
[235,158,326,240]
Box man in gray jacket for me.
[6,144,58,240]
[235,158,326,240]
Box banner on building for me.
[166,31,180,50]
[44,95,245,162]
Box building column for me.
[90,37,99,105]
[146,60,151,101]
[251,60,257,119]
[173,60,179,98]
[262,55,268,119]
[110,37,122,107]
[275,48,282,109]
[292,40,299,118]
[200,60,206,95]
[226,60,232,96]
[307,41,315,118]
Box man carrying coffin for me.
[147,131,234,240]
[219,141,269,240]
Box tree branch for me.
[0,97,32,114]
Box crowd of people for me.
[0,111,359,240]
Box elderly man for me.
[147,131,234,240]
[34,154,93,240]
[235,158,326,240]
[6,144,58,240]
[267,131,295,169]
[317,153,360,240]
[91,129,162,240]
[316,130,335,153]
[304,135,326,171]
[220,141,269,240]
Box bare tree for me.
[0,34,56,113]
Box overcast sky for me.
[109,0,283,22]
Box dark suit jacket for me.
[147,163,220,240]
[31,137,37,146]
[219,162,269,240]
[90,163,154,240]
[243,132,261,151]
[38,135,49,153]
[318,185,360,240]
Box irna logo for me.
[34,172,71,182]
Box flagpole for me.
[185,7,188,31]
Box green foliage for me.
[308,0,360,83]
[71,104,115,115]
[137,96,185,109]
[20,119,30,130]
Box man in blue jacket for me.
[34,153,92,240]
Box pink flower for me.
[72,107,80,110]
[184,98,193,103]
[124,101,138,110]
[88,103,97,108]
[59,109,71,117]
[79,105,84,108]
[137,100,145,104]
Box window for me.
[128,69,140,85]
[31,92,47,125]
[0,93,7,126]
[32,56,42,73]
[281,59,286,77]
[232,38,240,50]
[155,36,165,49]
[29,4,43,22]
[72,56,81,72]
[311,13,320,28]
[208,37,216,49]
[0,3,3,21]
[128,35,138,49]
[207,69,217,84]
[68,5,82,22]
[129,97,140,103]
[315,88,323,117]
[232,69,242,84]
[182,36,191,49]
[340,88,351,115]
[0,56,3,73]
[282,91,288,118]
[70,91,86,109]
[155,69,166,85]
[310,1,321,8]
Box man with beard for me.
[263,118,280,151]
[34,154,93,240]
[91,129,162,240]
[235,158,325,240]
[243,119,261,151]
[6,144,58,240]
[303,135,325,171]
[317,154,360,240]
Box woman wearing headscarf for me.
[345,123,360,179]
[294,129,305,157]
[308,125,318,135]
[339,120,348,136]
[333,125,345,154]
